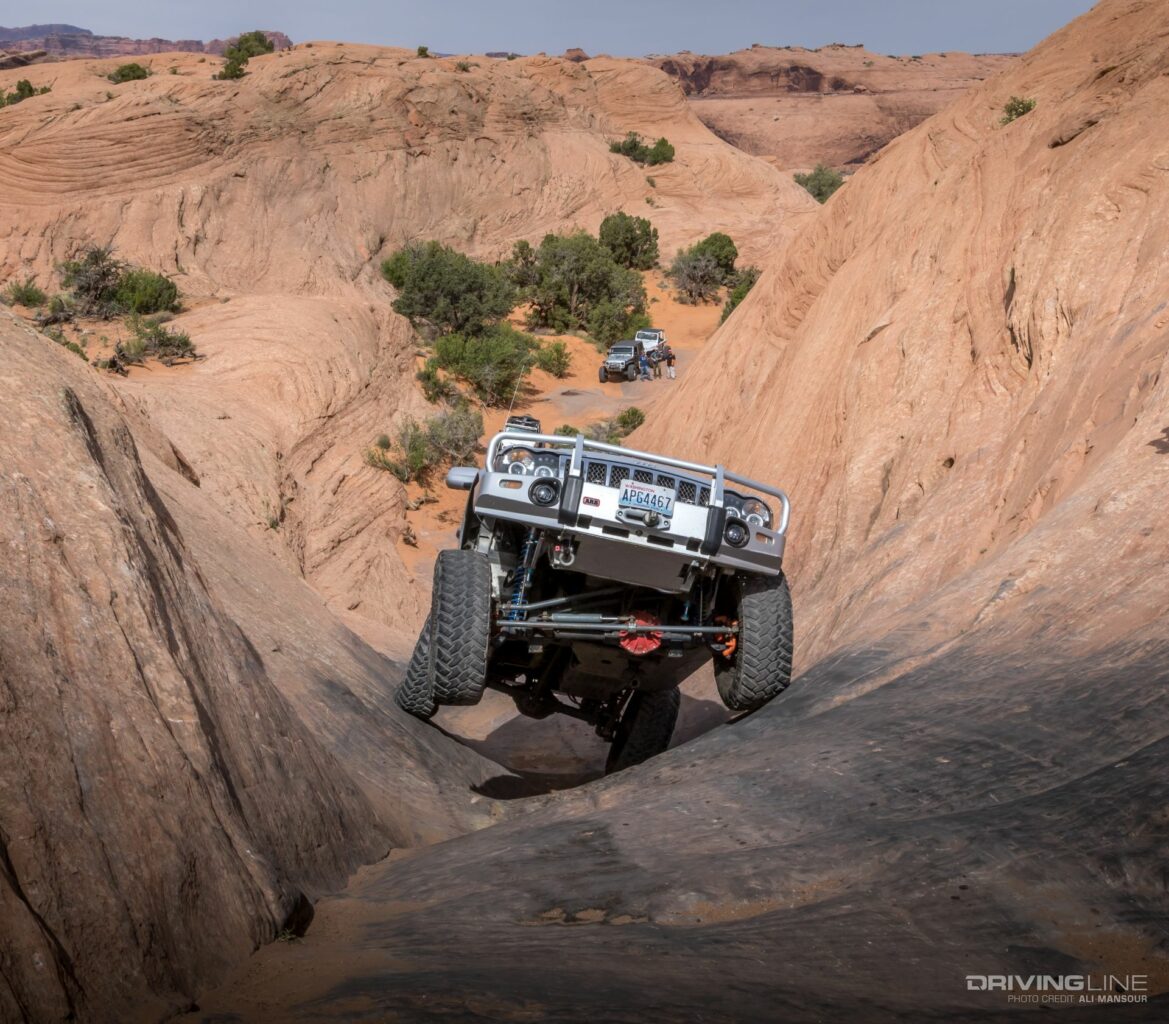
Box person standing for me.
[639,352,652,381]
[652,349,663,379]
[665,345,677,380]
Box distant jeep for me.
[599,341,645,383]
[635,328,666,360]
[396,417,794,772]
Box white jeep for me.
[396,417,793,772]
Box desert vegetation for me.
[584,406,646,445]
[510,232,649,344]
[215,31,274,80]
[667,231,743,304]
[599,212,659,270]
[794,164,845,203]
[0,79,51,108]
[365,405,483,482]
[609,132,675,165]
[58,246,180,318]
[721,266,762,322]
[1000,96,1037,124]
[3,278,47,307]
[108,63,150,84]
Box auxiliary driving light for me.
[529,479,560,506]
[724,518,750,548]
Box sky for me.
[18,0,1100,57]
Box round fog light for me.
[530,480,560,506]
[724,519,749,548]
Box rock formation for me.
[0,25,291,59]
[652,44,1014,169]
[189,0,1169,1018]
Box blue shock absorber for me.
[508,528,538,621]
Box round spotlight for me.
[529,479,560,507]
[724,518,749,548]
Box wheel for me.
[428,549,492,706]
[625,364,636,381]
[714,571,793,712]
[394,616,436,720]
[598,367,607,383]
[605,688,680,773]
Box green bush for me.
[554,424,580,436]
[599,211,659,269]
[1000,96,1037,125]
[114,269,179,314]
[0,79,51,108]
[4,278,47,307]
[216,30,274,80]
[720,266,761,323]
[382,241,516,337]
[417,46,430,58]
[108,63,150,84]
[586,406,646,445]
[794,164,845,203]
[667,248,723,304]
[534,340,572,378]
[433,322,538,406]
[691,232,738,280]
[37,294,75,325]
[514,231,647,342]
[609,132,675,165]
[119,316,197,365]
[366,406,483,482]
[416,358,460,404]
[60,246,125,316]
[455,60,476,72]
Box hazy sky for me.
[25,0,1099,56]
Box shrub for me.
[417,46,430,58]
[1000,96,1036,125]
[720,265,761,323]
[794,164,845,203]
[455,60,476,72]
[599,211,659,270]
[114,269,179,314]
[119,316,197,365]
[433,322,538,406]
[554,424,580,436]
[609,132,675,165]
[60,246,125,316]
[37,294,75,325]
[4,278,47,307]
[586,406,645,445]
[375,434,392,450]
[0,79,51,108]
[416,358,460,404]
[366,407,483,482]
[534,340,572,378]
[382,241,516,337]
[515,231,647,342]
[108,63,150,84]
[691,232,738,281]
[216,30,274,80]
[667,248,723,304]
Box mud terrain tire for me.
[625,364,636,381]
[598,367,607,383]
[429,549,492,706]
[715,571,793,712]
[394,616,436,720]
[605,688,680,773]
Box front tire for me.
[598,367,607,383]
[429,549,492,706]
[625,364,636,381]
[714,572,793,712]
[394,616,436,720]
[605,688,680,773]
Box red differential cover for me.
[619,612,663,655]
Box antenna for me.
[506,354,532,420]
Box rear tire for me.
[429,549,492,706]
[605,688,680,774]
[394,616,436,720]
[715,572,793,712]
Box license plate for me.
[619,481,675,517]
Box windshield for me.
[635,331,658,341]
[609,346,634,356]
